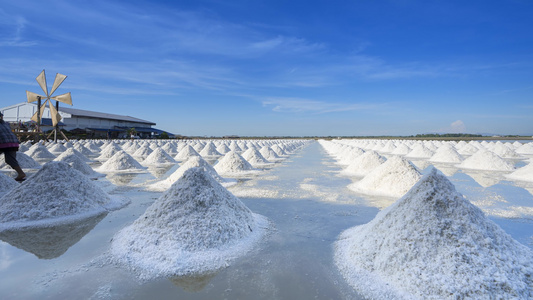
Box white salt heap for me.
[0,161,127,229]
[515,142,533,155]
[96,150,146,173]
[405,143,434,159]
[335,168,533,299]
[132,144,153,160]
[341,150,385,177]
[0,172,18,197]
[259,146,281,161]
[457,150,515,171]
[47,143,67,154]
[214,151,259,176]
[505,162,533,182]
[199,142,222,157]
[174,145,200,161]
[26,144,56,160]
[428,144,464,164]
[348,155,421,198]
[0,152,41,170]
[141,148,176,166]
[111,167,268,279]
[147,156,234,191]
[53,149,101,178]
[96,143,122,161]
[241,148,271,167]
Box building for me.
[1,102,174,139]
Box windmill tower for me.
[26,70,72,142]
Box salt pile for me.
[270,144,287,157]
[405,143,434,159]
[96,150,146,173]
[241,148,271,167]
[335,168,533,299]
[259,146,281,161]
[505,162,533,182]
[390,143,411,156]
[199,142,222,157]
[0,172,18,197]
[214,151,259,176]
[47,143,67,154]
[161,143,178,155]
[341,150,385,177]
[457,150,515,171]
[96,143,122,161]
[0,161,128,229]
[132,144,153,160]
[216,143,230,154]
[0,152,41,170]
[228,141,242,152]
[174,145,201,161]
[54,149,102,178]
[348,155,421,198]
[25,144,56,160]
[73,143,95,156]
[147,156,233,192]
[111,167,268,278]
[428,144,464,163]
[141,148,176,166]
[515,142,533,155]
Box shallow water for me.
[0,142,532,299]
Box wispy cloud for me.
[261,97,384,114]
[0,10,36,47]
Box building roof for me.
[58,106,155,125]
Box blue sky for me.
[0,0,532,136]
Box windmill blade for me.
[50,73,67,96]
[36,70,48,96]
[49,101,62,126]
[51,92,72,105]
[26,91,46,103]
[30,100,48,123]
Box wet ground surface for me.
[0,142,532,299]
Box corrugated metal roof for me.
[58,106,156,125]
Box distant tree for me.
[159,132,169,139]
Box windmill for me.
[26,70,72,142]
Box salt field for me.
[0,139,532,299]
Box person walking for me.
[0,112,26,182]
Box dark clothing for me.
[0,148,20,169]
[0,120,20,145]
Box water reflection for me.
[433,165,459,177]
[169,272,218,292]
[464,171,502,188]
[106,173,138,185]
[0,212,107,259]
[147,165,174,178]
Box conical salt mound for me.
[259,146,281,161]
[405,144,434,159]
[457,150,514,171]
[214,151,258,176]
[0,161,127,228]
[111,167,268,278]
[0,152,40,170]
[174,145,200,161]
[241,148,271,167]
[73,143,94,156]
[216,144,231,154]
[96,143,122,161]
[96,150,146,173]
[132,144,153,160]
[428,145,464,163]
[341,150,385,177]
[505,162,533,182]
[53,149,102,178]
[390,143,411,156]
[142,148,176,166]
[199,142,222,157]
[26,144,56,160]
[0,172,18,197]
[516,143,533,155]
[335,168,533,299]
[47,143,67,154]
[348,156,421,198]
[147,156,233,192]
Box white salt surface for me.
[0,161,128,229]
[0,172,18,197]
[174,145,201,161]
[428,144,464,163]
[111,167,269,279]
[457,150,515,171]
[348,155,421,198]
[26,145,56,160]
[241,148,271,167]
[0,152,41,170]
[96,150,147,173]
[335,168,533,299]
[53,149,102,178]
